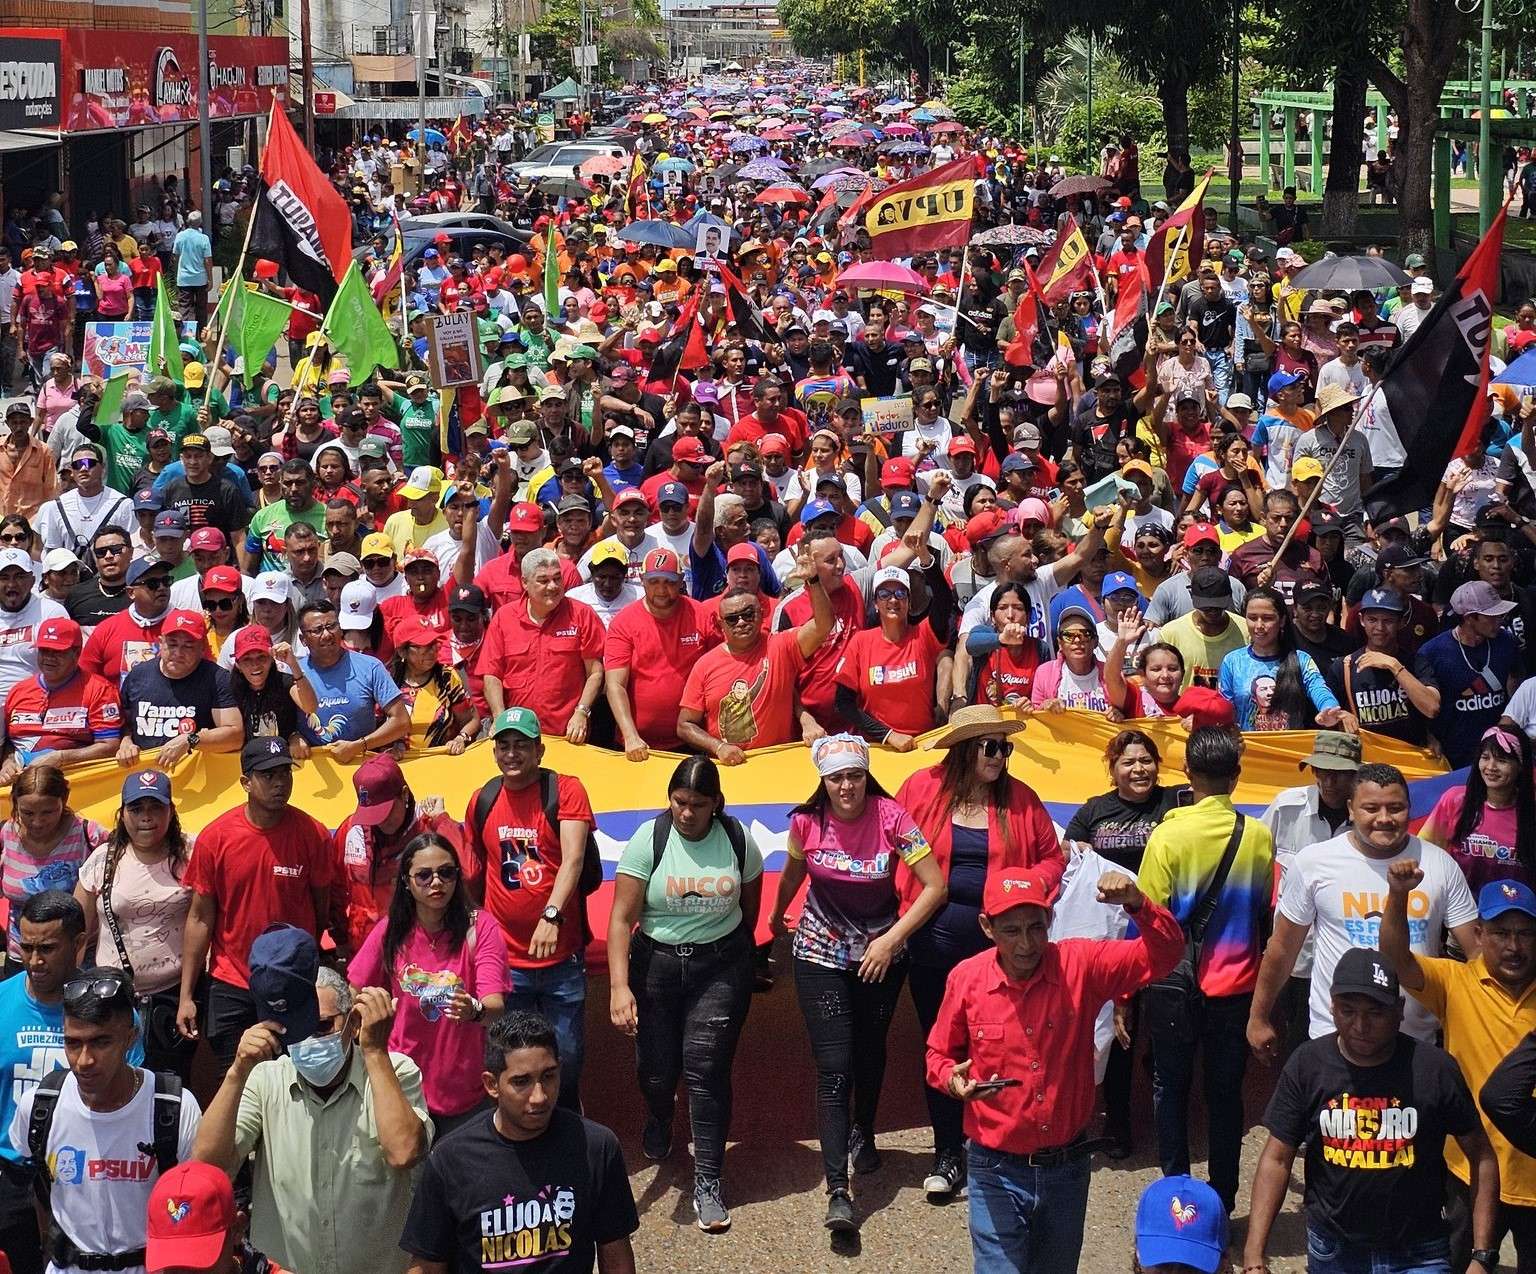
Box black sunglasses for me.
[410,864,460,885]
[978,739,1015,759]
[203,596,239,611]
[63,972,134,1015]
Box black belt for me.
[52,1240,146,1271]
[633,924,746,960]
[1022,1135,1109,1168]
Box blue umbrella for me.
[407,127,446,145]
[887,141,930,157]
[729,135,768,153]
[616,220,695,249]
[911,109,936,124]
[1494,347,1536,386]
[684,211,741,244]
[654,157,696,174]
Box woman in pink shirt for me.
[349,831,508,1135]
[32,351,77,434]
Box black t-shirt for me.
[66,578,132,629]
[1326,651,1437,746]
[1263,1034,1479,1248]
[1185,294,1237,350]
[159,475,250,536]
[1062,786,1184,872]
[1294,625,1355,665]
[120,658,235,745]
[233,669,300,742]
[847,341,904,397]
[1069,403,1136,483]
[400,1108,639,1274]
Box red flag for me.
[249,100,353,302]
[808,182,840,227]
[714,260,773,344]
[861,157,976,259]
[1003,291,1043,368]
[447,115,472,153]
[838,184,875,230]
[1034,221,1094,306]
[649,294,710,383]
[1106,261,1151,386]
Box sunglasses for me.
[138,576,172,590]
[203,596,239,611]
[874,587,907,602]
[721,609,758,626]
[63,972,134,1014]
[411,864,460,886]
[978,739,1015,759]
[71,457,99,471]
[0,532,27,545]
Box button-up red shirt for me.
[480,593,605,734]
[925,899,1184,1155]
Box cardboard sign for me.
[861,394,913,436]
[425,311,482,389]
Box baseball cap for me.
[642,548,682,580]
[1013,423,1042,448]
[1172,686,1237,730]
[556,494,592,516]
[400,466,445,500]
[180,433,210,453]
[204,425,236,457]
[982,866,1061,917]
[1480,878,1536,922]
[611,487,648,509]
[1404,252,1428,269]
[0,548,36,577]
[121,769,172,807]
[153,509,188,536]
[241,735,294,775]
[360,532,395,562]
[1099,570,1140,599]
[133,489,164,513]
[1183,521,1220,549]
[146,1161,237,1273]
[1134,1176,1227,1274]
[506,502,543,534]
[656,481,690,509]
[948,436,977,457]
[1301,731,1362,772]
[448,583,487,614]
[187,527,227,553]
[247,923,320,1043]
[1189,567,1233,610]
[125,556,167,586]
[880,457,916,489]
[161,609,208,641]
[672,436,707,464]
[333,581,376,633]
[1331,946,1399,1006]
[588,540,629,570]
[872,565,910,593]
[491,706,541,740]
[35,616,82,650]
[249,572,291,606]
[1291,456,1326,482]
[40,547,79,576]
[352,753,406,826]
[1377,543,1429,573]
[965,509,1008,549]
[1267,369,1305,395]
[1411,276,1434,295]
[1359,586,1408,614]
[1000,453,1035,475]
[725,542,760,567]
[232,625,273,661]
[322,552,362,579]
[1225,393,1255,412]
[890,490,923,521]
[800,498,837,525]
[1452,580,1518,617]
[506,422,539,446]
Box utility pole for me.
[1085,35,1093,163]
[417,0,430,177]
[1479,0,1496,234]
[300,0,315,150]
[1016,19,1024,142]
[1228,0,1239,230]
[196,0,212,221]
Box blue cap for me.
[1134,1175,1228,1273]
[890,490,922,519]
[126,556,171,585]
[656,480,689,509]
[1000,453,1034,474]
[1267,368,1305,395]
[800,497,838,525]
[1359,586,1408,614]
[153,509,188,535]
[247,924,321,1048]
[133,489,164,513]
[1099,570,1140,598]
[121,769,171,806]
[1479,878,1536,922]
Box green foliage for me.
[946,71,1013,134]
[1187,55,1265,150]
[1056,95,1164,166]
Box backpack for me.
[649,809,747,878]
[470,769,603,899]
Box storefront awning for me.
[334,95,488,121]
[0,129,60,152]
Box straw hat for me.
[1313,383,1361,419]
[926,704,1029,750]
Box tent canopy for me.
[540,77,583,101]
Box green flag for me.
[233,288,294,386]
[543,235,558,316]
[95,368,132,426]
[319,262,400,386]
[147,275,183,382]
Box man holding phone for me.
[925,862,1186,1274]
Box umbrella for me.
[811,168,867,189]
[642,112,668,125]
[1050,173,1113,198]
[827,134,868,149]
[973,224,1056,247]
[831,174,882,194]
[823,118,864,136]
[407,127,446,145]
[886,142,929,157]
[756,185,811,205]
[759,128,794,141]
[874,103,905,116]
[616,220,694,249]
[801,157,850,178]
[684,211,741,244]
[729,135,768,153]
[578,154,628,177]
[838,261,930,293]
[911,109,937,124]
[1289,254,1413,291]
[929,120,964,134]
[653,157,696,173]
[1494,346,1536,386]
[536,176,595,200]
[735,158,792,181]
[883,122,919,136]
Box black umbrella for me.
[1289,254,1413,291]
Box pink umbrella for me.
[827,134,867,149]
[883,122,918,136]
[755,184,811,205]
[837,261,930,293]
[930,120,965,134]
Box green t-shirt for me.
[246,498,328,572]
[99,422,151,494]
[616,817,763,945]
[149,400,198,447]
[388,390,439,469]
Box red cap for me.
[506,501,543,533]
[394,615,441,648]
[641,547,682,579]
[187,527,227,553]
[252,259,279,280]
[725,542,759,566]
[590,301,609,323]
[881,457,916,489]
[146,1161,235,1273]
[201,565,242,595]
[1173,687,1237,730]
[232,625,273,660]
[948,436,978,456]
[612,486,648,508]
[160,609,208,641]
[965,509,1009,549]
[35,616,81,651]
[352,752,406,826]
[672,437,707,464]
[982,866,1061,917]
[402,546,439,569]
[1183,521,1220,548]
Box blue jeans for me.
[506,954,586,1110]
[965,1141,1091,1274]
[1205,348,1234,404]
[1306,1224,1451,1273]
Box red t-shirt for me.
[183,804,335,987]
[479,596,606,734]
[603,596,718,749]
[378,589,450,644]
[462,773,594,968]
[785,514,875,555]
[975,643,1043,707]
[128,256,161,291]
[727,407,809,455]
[774,578,866,729]
[640,468,705,517]
[3,670,121,755]
[834,623,943,735]
[680,629,807,749]
[79,608,167,687]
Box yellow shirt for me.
[1413,954,1536,1205]
[382,508,447,556]
[1218,522,1265,554]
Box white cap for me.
[204,425,236,457]
[249,571,291,605]
[338,579,377,630]
[811,309,836,325]
[1225,393,1255,411]
[0,547,35,575]
[872,565,911,592]
[41,548,80,573]
[1411,275,1434,295]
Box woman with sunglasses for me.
[1155,325,1214,423]
[608,755,764,1234]
[0,513,34,558]
[252,450,284,510]
[228,624,316,759]
[199,564,249,657]
[73,769,195,1077]
[1031,604,1132,718]
[1421,724,1536,893]
[388,616,478,753]
[893,704,1064,1200]
[1,763,108,966]
[349,831,506,1136]
[771,734,946,1232]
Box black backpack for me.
[470,769,603,900]
[649,809,747,877]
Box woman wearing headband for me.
[771,734,946,1234]
[892,704,1064,1202]
[1421,724,1536,893]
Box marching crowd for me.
[5,58,1536,1274]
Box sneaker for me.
[923,1150,966,1200]
[848,1125,881,1175]
[641,1115,672,1162]
[693,1178,731,1233]
[824,1188,857,1233]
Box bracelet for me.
[572,704,590,716]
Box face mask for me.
[289,1032,348,1086]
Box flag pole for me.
[1257,396,1371,578]
[1152,223,1189,316]
[202,202,260,409]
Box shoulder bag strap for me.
[1185,812,1246,949]
[98,844,135,981]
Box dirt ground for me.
[579,950,1322,1274]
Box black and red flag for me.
[648,294,711,385]
[1105,259,1151,387]
[1366,206,1509,518]
[249,100,353,303]
[714,260,773,344]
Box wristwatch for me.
[469,996,484,1022]
[1470,1249,1499,1270]
[186,730,200,752]
[541,904,565,926]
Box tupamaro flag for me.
[648,293,711,385]
[1368,207,1509,518]
[861,156,976,259]
[1145,170,1211,287]
[249,100,353,303]
[1105,258,1151,386]
[715,260,773,344]
[1036,220,1094,305]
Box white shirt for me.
[1316,356,1368,398]
[567,580,642,627]
[169,571,255,613]
[1278,831,1478,1041]
[1261,783,1351,978]
[577,529,665,583]
[902,416,955,472]
[1502,675,1536,737]
[1393,302,1432,341]
[37,489,136,555]
[423,523,500,581]
[1356,383,1407,469]
[9,1068,201,1274]
[0,594,67,711]
[1125,505,1175,538]
[960,561,1065,641]
[1048,846,1128,1084]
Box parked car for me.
[504,139,632,182]
[400,212,524,237]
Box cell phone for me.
[1176,787,1196,807]
[971,1077,1021,1096]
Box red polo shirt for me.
[480,595,606,734]
[473,551,581,611]
[727,406,809,455]
[925,898,1184,1155]
[379,588,451,644]
[603,596,719,750]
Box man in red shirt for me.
[926,864,1183,1272]
[480,546,605,741]
[461,706,594,1109]
[176,736,335,1071]
[726,376,809,455]
[79,555,173,687]
[465,501,579,610]
[677,542,833,759]
[605,547,720,758]
[640,439,708,514]
[379,546,450,643]
[0,615,120,779]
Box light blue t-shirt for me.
[172,228,213,286]
[298,649,402,744]
[1217,644,1339,731]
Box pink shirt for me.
[1427,788,1531,896]
[349,909,509,1116]
[34,379,77,433]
